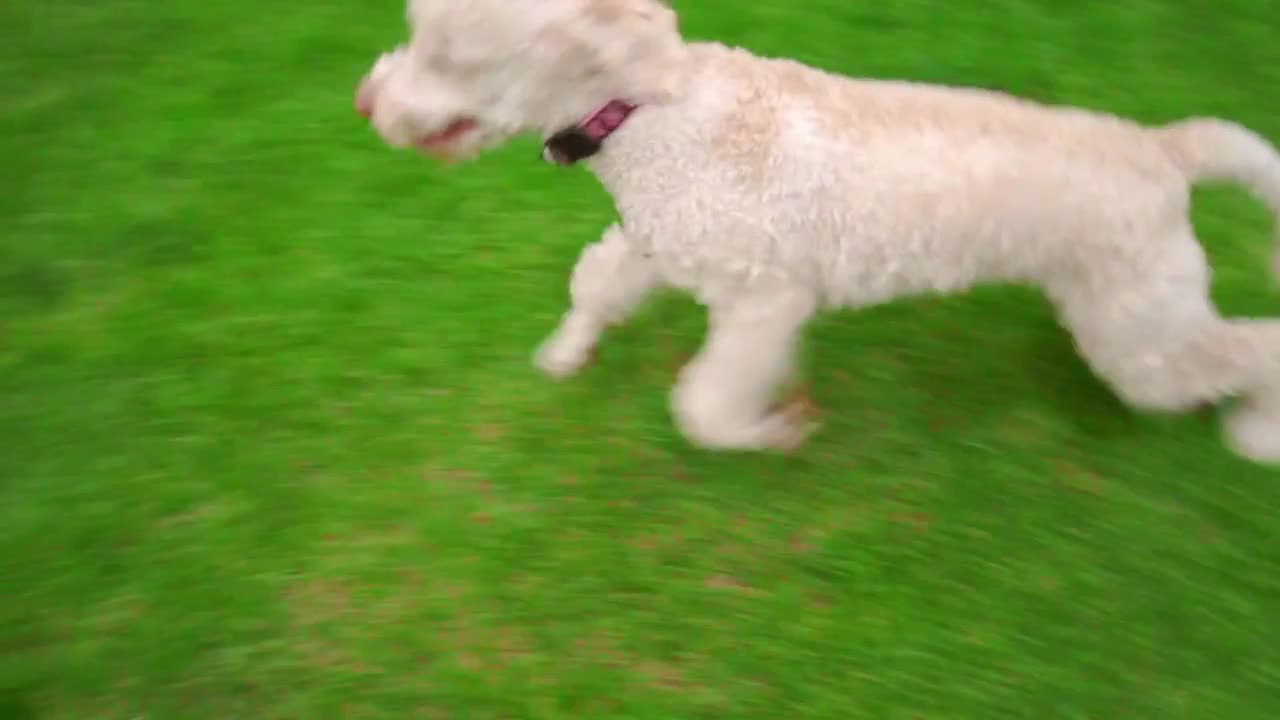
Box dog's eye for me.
[412,45,470,77]
[407,38,447,68]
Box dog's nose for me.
[354,81,374,119]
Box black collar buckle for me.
[541,126,602,166]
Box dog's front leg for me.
[534,224,661,378]
[670,288,818,451]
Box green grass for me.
[4,0,1280,717]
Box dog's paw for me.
[533,337,594,379]
[763,394,822,453]
[1224,398,1280,464]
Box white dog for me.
[356,0,1280,462]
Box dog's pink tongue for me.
[420,118,478,148]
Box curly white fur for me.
[357,0,1280,462]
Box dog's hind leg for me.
[535,224,662,378]
[670,288,818,451]
[1052,229,1280,462]
[1219,321,1280,462]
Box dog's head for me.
[354,0,686,162]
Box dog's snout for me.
[354,80,374,119]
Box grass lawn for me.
[5,0,1280,717]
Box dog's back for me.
[603,42,1191,305]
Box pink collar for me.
[542,100,638,166]
[580,100,637,142]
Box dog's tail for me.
[1158,117,1280,274]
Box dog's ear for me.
[579,0,688,104]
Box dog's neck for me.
[541,100,639,166]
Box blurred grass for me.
[3,0,1280,718]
